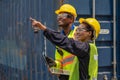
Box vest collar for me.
[61,24,75,35]
[87,40,94,43]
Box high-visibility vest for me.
[68,56,79,80]
[55,26,77,70]
[55,26,79,80]
[55,27,79,72]
[69,43,98,80]
[89,43,98,80]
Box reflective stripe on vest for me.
[62,54,75,67]
[56,54,75,67]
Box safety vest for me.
[55,26,76,69]
[55,26,79,80]
[89,43,98,80]
[69,43,98,80]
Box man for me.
[30,17,101,80]
[54,4,78,80]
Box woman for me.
[30,17,101,80]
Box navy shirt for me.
[61,24,75,35]
[43,29,91,80]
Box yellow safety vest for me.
[55,27,79,80]
[69,43,98,80]
[55,27,76,70]
[89,43,98,80]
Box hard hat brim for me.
[79,18,93,28]
[55,10,71,15]
[79,18,86,23]
[55,10,60,14]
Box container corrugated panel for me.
[0,0,58,80]
[116,0,120,79]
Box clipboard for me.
[42,55,70,75]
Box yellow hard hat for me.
[55,4,77,18]
[79,18,101,39]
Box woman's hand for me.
[30,17,47,31]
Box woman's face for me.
[74,23,91,42]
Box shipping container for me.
[116,0,120,80]
[0,0,119,80]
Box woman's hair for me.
[83,22,95,40]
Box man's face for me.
[57,13,73,27]
[74,23,91,42]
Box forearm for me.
[43,29,69,47]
